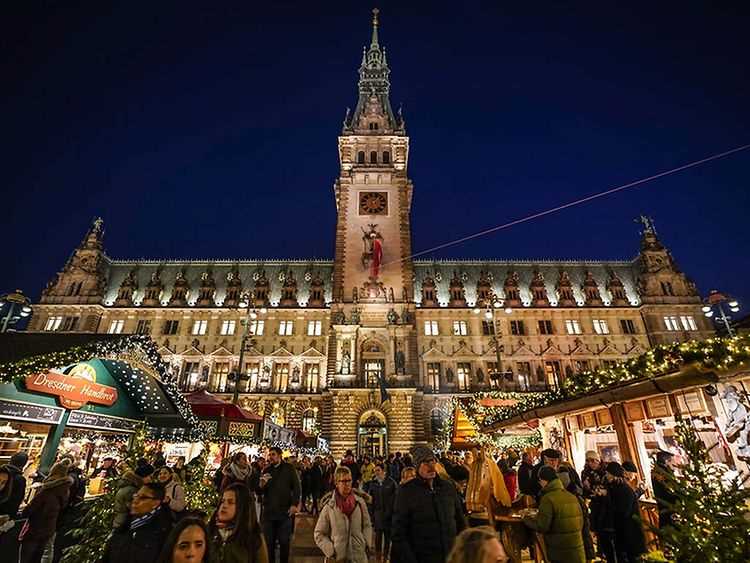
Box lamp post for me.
[702,290,740,337]
[0,289,32,333]
[473,290,513,390]
[232,291,267,405]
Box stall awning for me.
[185,390,262,421]
[0,333,197,429]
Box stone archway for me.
[357,408,388,457]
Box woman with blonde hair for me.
[314,466,373,563]
[447,526,510,563]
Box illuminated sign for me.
[25,363,118,410]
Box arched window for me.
[370,151,378,164]
[382,151,390,164]
[357,151,365,164]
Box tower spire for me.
[371,8,380,48]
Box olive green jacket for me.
[525,479,585,563]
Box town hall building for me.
[28,11,712,456]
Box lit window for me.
[663,316,680,331]
[452,320,468,336]
[565,320,582,335]
[108,320,125,334]
[249,320,265,336]
[220,320,236,336]
[593,319,610,335]
[44,316,63,331]
[192,320,208,335]
[427,363,441,390]
[302,410,317,434]
[279,320,294,336]
[456,363,471,392]
[307,320,322,336]
[424,320,439,336]
[680,315,697,331]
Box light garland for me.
[0,334,200,427]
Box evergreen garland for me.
[655,419,750,563]
[61,423,149,563]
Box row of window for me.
[180,361,322,394]
[98,318,324,337]
[356,150,390,165]
[663,315,697,332]
[423,318,641,337]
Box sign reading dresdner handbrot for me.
[24,364,118,409]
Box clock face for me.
[359,192,388,215]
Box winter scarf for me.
[130,505,162,531]
[335,491,356,517]
[225,461,250,481]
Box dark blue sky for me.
[3,2,749,316]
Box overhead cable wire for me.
[387,143,750,265]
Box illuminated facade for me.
[29,12,712,456]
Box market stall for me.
[0,333,197,475]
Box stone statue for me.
[395,341,405,375]
[341,348,351,375]
[361,224,384,279]
[636,215,657,235]
[723,385,750,459]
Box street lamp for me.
[473,291,513,389]
[702,289,741,337]
[231,290,267,405]
[0,289,32,333]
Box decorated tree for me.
[655,419,750,563]
[183,441,219,516]
[62,423,149,563]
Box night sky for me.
[3,2,749,317]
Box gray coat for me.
[314,490,373,563]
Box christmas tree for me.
[655,418,750,563]
[183,441,218,516]
[62,423,148,563]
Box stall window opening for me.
[108,319,125,334]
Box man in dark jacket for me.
[364,463,397,560]
[4,452,28,517]
[604,462,646,563]
[341,449,362,488]
[652,451,678,529]
[391,446,466,563]
[259,446,301,563]
[517,452,535,496]
[102,482,173,563]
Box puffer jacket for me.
[524,479,585,563]
[314,490,373,563]
[20,476,72,541]
[113,471,143,529]
[363,476,397,531]
[391,476,467,563]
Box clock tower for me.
[332,9,414,304]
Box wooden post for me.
[609,403,638,466]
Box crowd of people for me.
[0,444,681,563]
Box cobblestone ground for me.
[287,513,538,563]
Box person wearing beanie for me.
[620,461,646,499]
[18,461,73,563]
[523,464,585,563]
[591,461,646,562]
[391,446,466,563]
[4,451,28,518]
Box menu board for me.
[0,398,64,425]
[67,411,138,433]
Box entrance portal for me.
[357,410,387,458]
